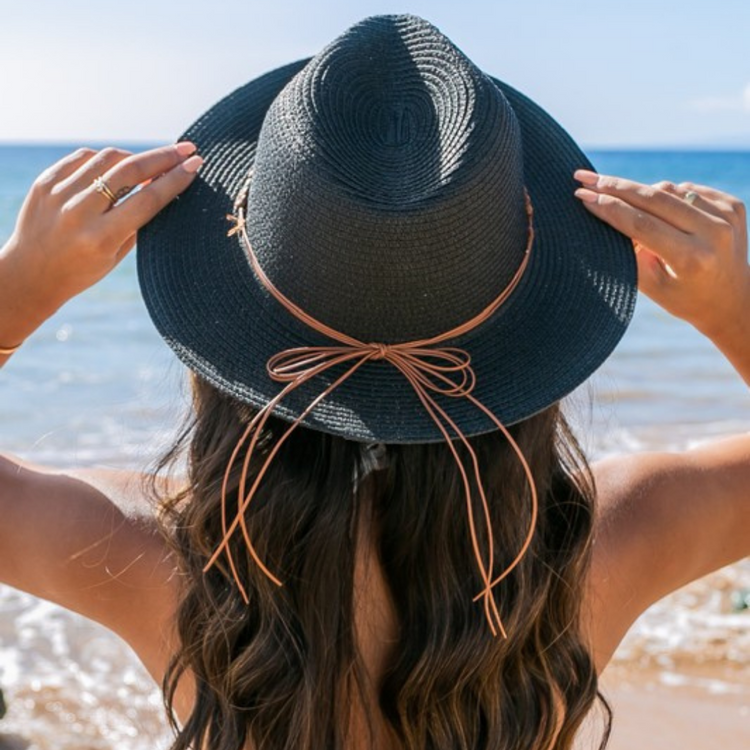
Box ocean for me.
[0,145,749,747]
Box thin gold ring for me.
[93,175,118,206]
[684,190,699,205]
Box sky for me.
[0,0,748,148]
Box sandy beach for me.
[605,683,750,750]
[0,499,748,749]
[1,586,748,750]
[0,660,748,749]
[594,665,750,750]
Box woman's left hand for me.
[573,168,750,387]
[572,169,749,341]
[0,142,202,354]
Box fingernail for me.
[573,169,600,187]
[574,187,599,204]
[175,141,197,157]
[182,155,204,173]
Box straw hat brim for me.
[137,58,637,443]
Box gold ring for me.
[93,175,118,206]
[684,191,699,205]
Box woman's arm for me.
[588,434,750,672]
[0,453,178,647]
[0,144,201,662]
[573,171,750,671]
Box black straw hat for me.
[137,13,637,445]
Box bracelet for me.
[0,340,24,355]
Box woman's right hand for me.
[0,143,202,360]
[572,169,750,385]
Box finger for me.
[574,188,701,275]
[55,147,133,201]
[574,170,726,235]
[81,142,197,213]
[35,147,98,189]
[107,178,154,209]
[644,180,734,231]
[104,154,203,239]
[650,178,724,214]
[677,180,743,209]
[677,181,747,231]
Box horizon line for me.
[0,139,749,152]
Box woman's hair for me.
[152,373,612,750]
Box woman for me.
[1,14,748,750]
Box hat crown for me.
[137,13,637,442]
[241,14,531,343]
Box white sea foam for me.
[0,587,171,747]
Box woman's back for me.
[6,428,746,750]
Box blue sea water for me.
[1,145,748,465]
[0,145,749,749]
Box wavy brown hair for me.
[151,373,612,750]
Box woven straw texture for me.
[137,14,637,444]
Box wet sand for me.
[1,665,748,749]
[604,684,749,750]
[580,665,750,750]
[1,577,748,749]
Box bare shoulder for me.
[583,434,750,673]
[0,453,184,682]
